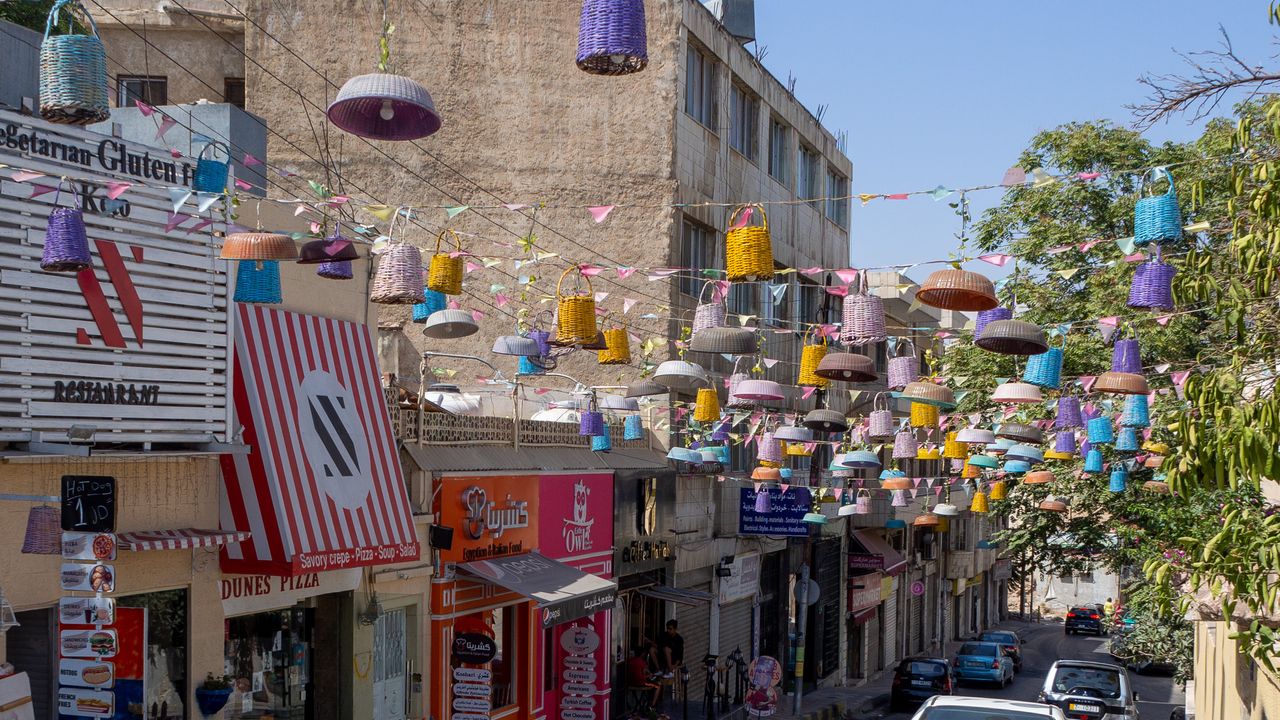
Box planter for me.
[195,686,233,717]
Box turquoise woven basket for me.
[234,260,282,304]
[1109,468,1128,493]
[1022,347,1063,389]
[39,1,110,125]
[194,141,229,193]
[412,289,447,322]
[623,415,643,441]
[1115,426,1140,452]
[1134,168,1182,245]
[1084,448,1104,473]
[1119,394,1150,428]
[591,424,612,452]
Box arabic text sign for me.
[737,488,811,537]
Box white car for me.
[910,695,1068,719]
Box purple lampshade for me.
[1128,258,1176,311]
[576,0,649,76]
[327,73,441,141]
[1054,430,1077,454]
[1111,338,1142,374]
[316,259,353,280]
[1055,396,1082,428]
[754,489,772,513]
[974,306,1012,337]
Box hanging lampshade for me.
[370,244,426,304]
[599,395,639,413]
[1115,426,1140,452]
[1045,449,1073,461]
[956,427,996,445]
[913,510,940,527]
[579,407,605,436]
[917,268,998,311]
[751,466,781,482]
[989,438,1015,455]
[968,454,999,470]
[891,429,917,460]
[689,327,757,355]
[1144,455,1165,469]
[942,432,968,459]
[754,488,773,512]
[1109,468,1128,493]
[518,356,547,376]
[989,480,1007,501]
[1054,430,1077,455]
[233,260,282,304]
[841,450,882,470]
[297,231,360,264]
[1120,394,1151,428]
[974,306,1013,337]
[934,502,960,517]
[802,510,829,525]
[797,337,828,388]
[881,475,912,491]
[962,458,981,479]
[692,387,721,423]
[41,205,92,272]
[652,360,711,392]
[1025,470,1054,485]
[803,409,848,434]
[815,352,877,383]
[995,423,1042,445]
[422,309,479,339]
[909,402,939,428]
[317,259,354,280]
[1087,417,1115,444]
[626,379,668,398]
[887,345,919,391]
[20,506,60,554]
[623,414,644,441]
[1005,444,1044,463]
[1128,254,1177,310]
[976,319,1049,356]
[576,0,648,75]
[1143,479,1171,494]
[1055,397,1083,428]
[778,467,792,480]
[1038,496,1068,512]
[900,381,956,409]
[221,232,297,261]
[1023,347,1064,389]
[1002,460,1031,475]
[757,432,784,466]
[991,381,1043,405]
[492,335,541,357]
[666,446,699,463]
[1112,338,1143,374]
[774,424,813,443]
[785,442,811,457]
[327,73,441,141]
[1083,448,1104,473]
[969,489,989,513]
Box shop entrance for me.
[373,608,407,720]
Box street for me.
[875,622,1186,719]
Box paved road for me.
[875,621,1185,719]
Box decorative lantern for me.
[692,388,720,423]
[412,289,448,322]
[1134,167,1182,245]
[725,204,774,282]
[233,260,282,304]
[815,352,877,383]
[1128,251,1177,310]
[1087,417,1115,444]
[1023,346,1064,389]
[422,309,479,339]
[754,488,773,513]
[989,480,1007,501]
[598,317,632,365]
[1109,468,1128,493]
[976,319,1049,356]
[692,280,727,334]
[1054,430,1077,455]
[970,488,989,513]
[38,2,110,125]
[554,265,598,345]
[887,341,919,390]
[193,141,230,193]
[1120,394,1150,428]
[592,425,612,452]
[1084,448,1104,473]
[797,332,828,388]
[371,245,426,305]
[892,429,917,460]
[841,281,887,345]
[41,199,91,272]
[576,0,648,75]
[426,230,464,295]
[917,268,998,311]
[943,432,968,460]
[974,306,1012,337]
[623,414,644,440]
[1112,337,1143,374]
[757,432,783,467]
[327,68,441,141]
[803,409,848,434]
[909,402,939,428]
[891,489,908,508]
[1055,396,1083,428]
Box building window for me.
[117,75,168,107]
[954,517,969,550]
[224,77,246,108]
[728,83,758,160]
[727,281,755,317]
[798,144,820,208]
[826,168,850,227]
[768,118,789,185]
[680,218,717,298]
[759,282,780,326]
[798,282,820,327]
[685,44,717,129]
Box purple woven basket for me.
[580,409,604,437]
[41,206,91,272]
[576,0,648,75]
[974,306,1012,337]
[887,342,919,390]
[1111,338,1142,374]
[1054,430,1077,454]
[1127,256,1176,310]
[841,291,887,345]
[1055,396,1082,428]
[317,259,353,280]
[892,429,917,459]
[869,409,894,438]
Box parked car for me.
[979,630,1024,672]
[910,695,1067,719]
[1038,659,1140,720]
[952,641,1015,687]
[1065,606,1105,636]
[891,657,954,711]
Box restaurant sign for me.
[437,476,540,563]
[847,571,884,613]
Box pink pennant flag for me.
[234,178,253,191]
[28,183,56,199]
[647,269,679,281]
[833,488,843,499]
[910,489,919,499]
[587,205,615,223]
[165,212,188,232]
[1079,375,1098,393]
[593,291,609,303]
[155,116,178,141]
[835,268,859,284]
[935,486,944,496]
[294,204,310,217]
[494,293,510,308]
[1001,167,1026,186]
[1077,172,1101,181]
[753,482,762,492]
[674,407,688,421]
[1045,245,1072,255]
[800,266,824,277]
[1154,362,1171,373]
[801,386,817,399]
[935,330,953,339]
[912,477,922,488]
[503,203,530,211]
[886,193,909,200]
[534,387,550,395]
[471,310,485,324]
[623,297,638,314]
[1098,316,1120,327]
[105,182,131,200]
[978,253,1011,267]
[1154,315,1173,326]
[327,196,351,206]
[578,263,603,276]
[135,101,155,117]
[309,221,322,234]
[447,300,461,310]
[730,207,754,229]
[243,153,262,167]
[617,266,636,279]
[762,358,779,368]
[185,217,214,234]
[825,285,849,297]
[1079,239,1103,252]
[465,261,481,274]
[1171,370,1191,387]
[170,148,183,158]
[1123,252,1146,263]
[11,170,45,183]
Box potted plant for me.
[194,673,233,717]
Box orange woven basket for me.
[917,268,998,311]
[427,229,464,295]
[725,204,774,281]
[553,265,598,346]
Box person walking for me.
[1103,597,1115,618]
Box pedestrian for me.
[1103,597,1115,618]
[659,619,685,679]
[627,645,661,710]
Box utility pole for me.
[792,560,810,716]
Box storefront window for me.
[224,608,310,719]
[453,606,517,712]
[119,589,188,719]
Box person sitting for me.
[627,645,661,711]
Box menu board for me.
[59,564,115,593]
[61,533,117,562]
[558,624,600,720]
[57,608,146,719]
[450,657,492,720]
[60,476,115,533]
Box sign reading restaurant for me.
[0,109,226,445]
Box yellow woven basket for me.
[797,330,828,388]
[427,229,464,295]
[785,442,812,457]
[598,322,632,365]
[942,431,968,459]
[726,204,774,281]
[989,480,1007,501]
[693,387,721,423]
[554,265,597,345]
[910,401,939,428]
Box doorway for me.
[373,608,407,720]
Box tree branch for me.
[1131,27,1280,128]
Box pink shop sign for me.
[539,473,613,563]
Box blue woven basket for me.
[623,414,643,440]
[193,141,229,193]
[1134,168,1182,245]
[1087,416,1115,445]
[234,260,282,304]
[1084,448,1104,473]
[1022,347,1064,389]
[591,425,612,452]
[517,356,545,376]
[1109,468,1128,493]
[1120,394,1150,428]
[1115,426,1140,452]
[39,2,110,125]
[412,289,447,322]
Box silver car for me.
[1038,659,1140,720]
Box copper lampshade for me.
[814,352,877,383]
[1094,372,1151,395]
[917,268,998,311]
[221,232,298,261]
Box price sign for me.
[61,476,115,533]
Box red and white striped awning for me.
[117,528,252,552]
[219,305,420,576]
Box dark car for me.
[1065,606,1105,636]
[890,657,953,711]
[980,630,1024,672]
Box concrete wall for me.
[0,20,40,112]
[1034,568,1119,617]
[1194,620,1280,720]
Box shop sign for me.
[564,656,596,669]
[539,474,612,561]
[60,563,114,593]
[61,476,115,533]
[59,629,117,659]
[452,682,492,698]
[452,668,491,683]
[451,633,497,665]
[451,714,489,720]
[560,625,601,656]
[219,568,361,616]
[58,659,114,690]
[56,687,114,717]
[880,576,895,602]
[847,571,883,613]
[561,696,594,709]
[718,553,761,604]
[61,531,116,561]
[561,710,596,720]
[847,553,885,571]
[738,488,810,537]
[438,476,539,563]
[992,558,1012,581]
[58,607,145,720]
[452,697,491,712]
[59,597,114,626]
[561,682,595,695]
[745,656,782,717]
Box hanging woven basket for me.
[579,397,604,436]
[1094,371,1150,395]
[917,267,998,311]
[1022,345,1065,389]
[725,204,774,282]
[797,330,828,388]
[576,0,648,75]
[989,480,1007,501]
[427,229,464,295]
[39,2,110,125]
[193,141,230,193]
[892,429,918,459]
[234,260,282,304]
[1083,448,1104,473]
[991,381,1043,405]
[995,422,1042,445]
[943,431,968,460]
[976,319,1048,356]
[900,380,955,409]
[969,489,989,513]
[1087,416,1115,444]
[757,431,784,466]
[868,394,894,438]
[1053,430,1077,454]
[886,341,919,390]
[1143,480,1171,494]
[1055,396,1083,428]
[1127,250,1177,310]
[690,326,757,355]
[592,424,613,452]
[1111,336,1143,374]
[1115,426,1140,452]
[909,401,939,428]
[21,505,60,554]
[815,351,876,383]
[841,278,887,345]
[598,316,632,365]
[1025,470,1054,485]
[692,387,721,423]
[1120,394,1150,428]
[370,243,426,304]
[412,289,448,323]
[317,259,353,280]
[1134,168,1182,246]
[692,280,727,333]
[553,265,598,345]
[1038,497,1068,513]
[41,186,91,272]
[623,414,644,441]
[802,409,848,434]
[974,306,1012,337]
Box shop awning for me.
[637,585,715,606]
[851,607,878,626]
[117,528,252,551]
[456,552,616,628]
[219,305,420,576]
[852,529,907,576]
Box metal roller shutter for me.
[883,591,898,667]
[677,582,712,709]
[717,599,753,661]
[815,539,841,678]
[911,592,925,654]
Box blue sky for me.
[753,1,1276,278]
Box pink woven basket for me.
[692,280,727,334]
[892,429,918,459]
[868,393,894,438]
[887,340,919,390]
[370,211,426,305]
[841,278,887,345]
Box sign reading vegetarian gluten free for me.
[0,110,227,445]
[737,488,811,537]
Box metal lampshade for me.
[689,327,757,355]
[422,309,479,339]
[221,232,297,261]
[492,335,541,357]
[327,72,441,141]
[652,360,710,393]
[814,352,877,383]
[803,409,848,434]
